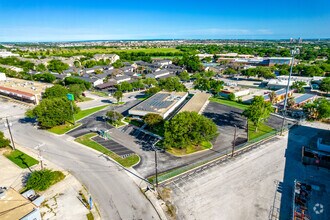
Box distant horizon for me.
[1,37,330,44]
[1,0,329,42]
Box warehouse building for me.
[179,92,211,114]
[129,91,188,118]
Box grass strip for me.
[75,133,139,167]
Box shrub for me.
[26,169,65,191]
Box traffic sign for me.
[66,93,74,101]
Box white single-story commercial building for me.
[129,91,188,118]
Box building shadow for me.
[278,125,330,220]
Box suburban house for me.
[120,66,135,72]
[84,66,105,74]
[93,54,120,63]
[154,59,172,67]
[114,75,131,84]
[75,76,104,87]
[152,69,171,78]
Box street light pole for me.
[5,117,16,151]
[280,48,299,135]
[70,100,76,125]
[35,143,45,170]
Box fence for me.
[151,121,298,186]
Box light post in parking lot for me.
[231,125,237,157]
[280,48,300,135]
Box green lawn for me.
[48,122,81,135]
[91,91,109,97]
[74,105,108,121]
[4,149,39,169]
[248,120,275,141]
[48,105,108,135]
[166,141,212,156]
[78,97,93,102]
[209,97,249,110]
[75,133,139,167]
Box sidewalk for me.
[1,144,101,220]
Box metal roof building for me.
[129,91,188,118]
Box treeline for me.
[176,43,330,62]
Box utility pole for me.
[151,140,159,187]
[35,143,45,170]
[280,48,299,135]
[5,118,16,151]
[70,100,76,125]
[231,125,237,157]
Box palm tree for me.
[287,97,296,109]
[269,91,277,104]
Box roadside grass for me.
[48,122,82,135]
[86,212,94,220]
[209,97,249,110]
[48,105,108,135]
[4,149,39,168]
[166,141,212,156]
[91,91,109,97]
[109,120,125,128]
[74,105,108,121]
[78,97,93,102]
[248,120,275,141]
[75,133,139,167]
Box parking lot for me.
[92,136,135,158]
[168,122,330,220]
[120,125,160,151]
[203,102,248,154]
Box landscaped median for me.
[209,97,249,110]
[3,148,39,169]
[48,105,108,135]
[75,133,139,167]
[166,141,212,156]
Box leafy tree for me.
[47,60,69,73]
[26,97,80,128]
[113,90,123,102]
[94,69,103,74]
[42,85,68,99]
[131,80,145,90]
[112,60,124,68]
[143,113,164,127]
[67,84,86,100]
[64,77,92,90]
[73,60,81,68]
[210,80,224,94]
[243,96,273,132]
[177,54,203,72]
[145,87,161,96]
[143,78,157,87]
[158,77,187,92]
[0,131,10,148]
[303,98,330,120]
[118,81,133,92]
[164,111,218,149]
[223,68,237,75]
[320,77,330,94]
[194,78,223,94]
[106,111,123,123]
[36,63,47,72]
[228,93,236,101]
[33,72,56,83]
[291,81,307,93]
[269,91,277,104]
[178,71,190,81]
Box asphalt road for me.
[1,118,160,220]
[67,100,142,138]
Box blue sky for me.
[1,0,329,42]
